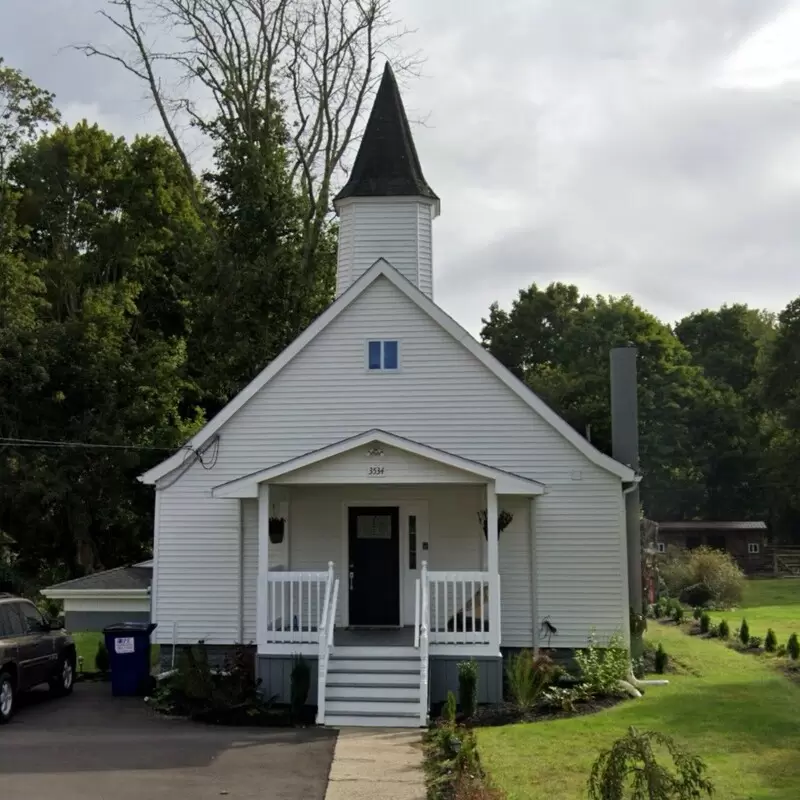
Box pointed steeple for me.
[335,62,438,204]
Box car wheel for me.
[50,653,75,697]
[0,672,14,724]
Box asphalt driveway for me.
[0,682,337,799]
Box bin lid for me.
[103,622,157,634]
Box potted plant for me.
[268,517,285,544]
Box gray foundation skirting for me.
[256,655,319,704]
[158,643,250,672]
[429,655,503,704]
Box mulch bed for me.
[150,702,317,727]
[468,695,624,728]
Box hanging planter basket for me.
[268,517,285,544]
[477,509,514,540]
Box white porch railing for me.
[265,567,331,644]
[316,562,339,724]
[427,570,492,645]
[417,561,430,725]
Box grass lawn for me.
[712,577,800,644]
[477,624,800,799]
[72,631,160,672]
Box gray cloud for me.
[2,0,799,334]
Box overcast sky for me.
[3,0,800,334]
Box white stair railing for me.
[265,569,329,643]
[316,562,339,725]
[427,571,491,645]
[418,560,430,726]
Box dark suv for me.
[0,593,76,723]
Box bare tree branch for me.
[81,0,423,276]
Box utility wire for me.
[0,436,185,452]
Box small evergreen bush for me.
[95,641,110,673]
[765,629,778,653]
[458,659,479,718]
[290,654,311,717]
[718,619,730,639]
[699,612,711,634]
[739,619,750,646]
[654,643,668,674]
[692,607,703,621]
[673,605,684,623]
[749,636,763,649]
[777,645,787,658]
[788,633,800,660]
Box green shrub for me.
[290,654,311,716]
[588,727,714,800]
[505,650,556,709]
[95,641,110,673]
[699,612,711,634]
[575,631,629,696]
[693,607,703,621]
[788,633,800,660]
[673,605,684,623]
[654,643,668,674]
[739,619,750,646]
[765,629,778,653]
[661,546,743,607]
[542,684,592,713]
[707,623,719,639]
[458,659,478,719]
[718,619,730,639]
[749,636,763,649]
[777,644,787,658]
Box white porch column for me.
[486,482,501,651]
[256,482,270,650]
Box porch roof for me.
[211,429,547,498]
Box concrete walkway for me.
[324,728,426,800]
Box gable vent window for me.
[748,542,760,554]
[367,340,399,371]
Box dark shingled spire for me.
[335,62,438,203]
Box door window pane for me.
[357,514,392,539]
[408,515,417,569]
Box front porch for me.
[211,430,544,725]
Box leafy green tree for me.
[481,284,715,519]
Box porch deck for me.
[333,626,415,647]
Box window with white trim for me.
[367,340,399,371]
[748,542,760,554]
[656,541,666,553]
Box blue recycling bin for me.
[103,622,157,697]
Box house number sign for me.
[368,465,385,476]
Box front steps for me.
[322,646,423,728]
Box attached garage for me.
[42,561,152,631]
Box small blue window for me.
[367,340,399,371]
[368,340,382,370]
[383,340,398,370]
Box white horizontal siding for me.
[417,203,433,299]
[154,275,626,647]
[279,442,482,484]
[336,199,434,296]
[497,499,533,648]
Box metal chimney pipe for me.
[610,347,643,629]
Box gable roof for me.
[140,259,636,485]
[41,564,152,595]
[212,429,547,498]
[334,62,438,206]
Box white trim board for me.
[140,259,636,486]
[211,429,546,498]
